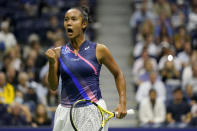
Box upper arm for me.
[96,44,121,77]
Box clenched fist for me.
[45,49,56,64]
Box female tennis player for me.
[45,6,127,131]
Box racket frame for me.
[70,99,116,131]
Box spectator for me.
[182,51,197,87]
[17,72,29,94]
[129,2,155,29]
[136,71,166,103]
[132,48,158,92]
[6,102,32,126]
[24,83,38,112]
[166,88,191,128]
[138,19,154,42]
[170,3,185,30]
[0,53,12,72]
[132,47,157,77]
[154,12,173,44]
[187,0,197,32]
[137,58,155,85]
[32,104,51,127]
[0,21,17,53]
[160,59,181,104]
[174,26,190,51]
[27,34,47,82]
[133,34,159,58]
[184,84,197,106]
[177,41,192,68]
[154,0,171,18]
[0,72,15,104]
[46,16,64,46]
[187,62,197,96]
[160,60,180,83]
[5,65,18,88]
[173,27,191,56]
[129,2,155,44]
[35,75,48,106]
[190,103,197,127]
[39,71,49,105]
[23,50,37,81]
[158,48,181,71]
[139,89,166,128]
[5,44,21,71]
[15,90,25,105]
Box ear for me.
[82,21,88,29]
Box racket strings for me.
[72,104,102,131]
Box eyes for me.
[64,17,77,22]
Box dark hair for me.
[173,88,182,94]
[70,6,92,32]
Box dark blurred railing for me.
[0,128,197,131]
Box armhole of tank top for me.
[95,43,102,65]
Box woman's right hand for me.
[45,49,57,64]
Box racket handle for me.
[115,109,135,115]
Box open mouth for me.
[67,28,73,34]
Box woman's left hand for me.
[114,104,127,119]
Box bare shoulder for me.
[96,43,110,64]
[96,43,107,51]
[96,43,109,55]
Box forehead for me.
[65,9,82,17]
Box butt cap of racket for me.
[115,109,135,115]
[127,109,135,115]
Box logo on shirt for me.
[62,48,70,55]
[84,46,89,51]
[71,58,80,61]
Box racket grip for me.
[115,109,135,115]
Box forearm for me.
[48,63,59,90]
[22,105,32,123]
[114,71,126,105]
[166,113,174,123]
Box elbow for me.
[48,82,58,91]
[49,84,58,90]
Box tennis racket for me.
[70,99,135,131]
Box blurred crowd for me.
[0,0,97,127]
[130,0,197,128]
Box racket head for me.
[70,99,103,131]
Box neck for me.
[174,99,182,104]
[70,33,85,50]
[150,99,156,106]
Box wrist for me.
[119,96,126,106]
[49,61,56,66]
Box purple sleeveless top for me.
[59,40,102,107]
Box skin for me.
[45,8,127,119]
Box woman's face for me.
[64,9,87,39]
[37,104,46,115]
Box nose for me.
[66,20,72,27]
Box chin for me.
[67,35,75,39]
